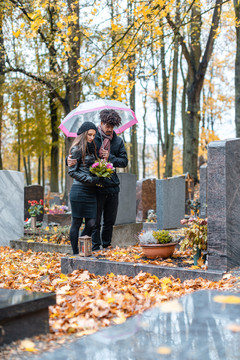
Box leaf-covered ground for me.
[0,246,239,358]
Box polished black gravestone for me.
[0,289,56,345]
[34,290,240,360]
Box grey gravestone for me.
[0,170,24,246]
[49,195,61,207]
[34,290,240,360]
[200,164,207,218]
[207,139,240,271]
[156,175,185,229]
[115,173,136,225]
[0,288,56,345]
[24,185,44,221]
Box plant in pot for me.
[180,217,207,265]
[139,230,177,259]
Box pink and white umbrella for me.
[59,99,138,137]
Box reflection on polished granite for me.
[35,290,240,360]
[0,289,56,345]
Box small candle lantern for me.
[78,236,92,257]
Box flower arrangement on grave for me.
[180,217,207,254]
[138,230,174,245]
[138,230,177,259]
[89,159,115,178]
[44,205,68,215]
[28,200,44,217]
[186,199,201,218]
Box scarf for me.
[98,125,113,158]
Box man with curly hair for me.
[68,109,128,251]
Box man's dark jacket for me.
[94,130,128,194]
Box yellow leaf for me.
[113,314,126,324]
[213,295,240,304]
[73,36,79,41]
[157,346,172,355]
[45,226,49,231]
[24,286,31,291]
[27,239,35,243]
[54,226,58,232]
[13,29,21,38]
[226,323,240,332]
[159,299,183,313]
[59,273,68,281]
[20,339,37,352]
[107,297,115,303]
[108,272,115,278]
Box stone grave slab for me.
[0,289,56,345]
[207,139,240,271]
[24,185,44,221]
[136,178,156,221]
[61,256,224,281]
[0,170,24,246]
[34,290,240,360]
[115,173,136,225]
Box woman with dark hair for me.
[68,121,102,255]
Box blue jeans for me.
[91,192,119,250]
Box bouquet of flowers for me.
[90,159,115,178]
[28,199,44,217]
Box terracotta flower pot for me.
[141,242,177,259]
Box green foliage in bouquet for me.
[89,159,115,178]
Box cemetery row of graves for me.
[0,138,240,358]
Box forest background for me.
[0,0,239,200]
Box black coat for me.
[94,130,128,194]
[68,146,100,186]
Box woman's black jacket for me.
[68,146,100,186]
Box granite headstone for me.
[24,185,44,221]
[136,178,156,221]
[200,164,207,218]
[115,173,136,225]
[156,175,185,229]
[0,170,24,246]
[207,139,240,271]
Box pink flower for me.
[92,162,99,168]
[106,163,113,169]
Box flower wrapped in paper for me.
[89,159,115,178]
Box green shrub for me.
[152,230,173,244]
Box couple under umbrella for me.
[60,100,137,254]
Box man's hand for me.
[101,149,109,160]
[67,154,77,167]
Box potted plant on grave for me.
[138,230,178,259]
[180,217,207,265]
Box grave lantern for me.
[78,236,92,257]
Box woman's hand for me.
[67,154,77,167]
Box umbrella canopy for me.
[59,99,138,137]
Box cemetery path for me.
[0,246,239,359]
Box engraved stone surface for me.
[200,164,208,218]
[136,178,156,221]
[0,288,56,345]
[115,173,136,225]
[34,290,239,360]
[207,139,240,270]
[24,185,44,221]
[156,176,185,230]
[0,170,24,246]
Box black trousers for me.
[91,192,119,251]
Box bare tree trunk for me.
[42,151,45,192]
[234,0,240,137]
[49,92,59,192]
[38,156,41,184]
[140,80,148,178]
[165,0,180,177]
